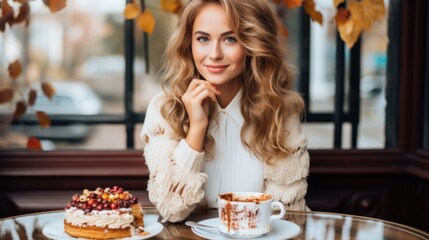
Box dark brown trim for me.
[407,153,429,180]
[398,0,426,151]
[0,151,147,177]
[2,149,427,177]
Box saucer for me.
[191,218,301,240]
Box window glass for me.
[0,1,390,150]
[297,1,389,149]
[133,8,177,113]
[1,1,128,149]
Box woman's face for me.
[191,3,245,89]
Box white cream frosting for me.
[65,207,134,229]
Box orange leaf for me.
[160,0,183,14]
[284,0,303,9]
[43,0,67,13]
[333,0,344,7]
[12,2,30,24]
[28,89,37,106]
[278,23,289,38]
[8,60,22,79]
[1,0,14,32]
[13,100,27,119]
[13,0,29,3]
[123,3,140,19]
[335,7,350,25]
[2,0,14,19]
[303,0,323,25]
[27,137,42,150]
[0,88,14,104]
[36,111,51,128]
[41,82,56,100]
[137,10,156,34]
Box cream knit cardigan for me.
[140,93,310,222]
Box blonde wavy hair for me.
[160,0,305,163]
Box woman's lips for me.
[205,64,228,73]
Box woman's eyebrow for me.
[193,30,234,36]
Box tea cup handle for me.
[270,201,286,221]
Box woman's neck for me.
[216,81,241,109]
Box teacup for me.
[217,192,286,238]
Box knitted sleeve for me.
[140,93,207,222]
[263,114,310,211]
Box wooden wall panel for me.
[1,149,428,232]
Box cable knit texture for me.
[140,92,310,222]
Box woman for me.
[140,0,309,222]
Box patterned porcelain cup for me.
[217,192,286,238]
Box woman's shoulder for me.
[142,91,169,131]
[141,91,180,141]
[147,91,167,109]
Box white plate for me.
[42,214,163,240]
[191,218,301,240]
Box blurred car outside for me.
[11,81,102,143]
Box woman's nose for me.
[209,42,223,60]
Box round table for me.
[0,207,428,239]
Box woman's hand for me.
[182,79,220,151]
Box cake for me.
[64,186,147,239]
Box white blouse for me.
[203,90,264,207]
[140,90,309,222]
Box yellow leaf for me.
[284,0,303,9]
[360,0,385,28]
[337,18,363,48]
[137,10,156,34]
[41,82,56,100]
[43,0,67,13]
[8,60,22,79]
[36,111,51,128]
[0,88,14,104]
[303,0,323,25]
[13,100,27,119]
[28,89,37,106]
[27,137,42,150]
[123,3,140,19]
[348,0,385,30]
[160,0,183,14]
[333,0,344,7]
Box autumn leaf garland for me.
[0,0,64,150]
[124,0,182,34]
[124,0,385,48]
[1,0,67,32]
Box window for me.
[0,0,176,150]
[0,0,392,151]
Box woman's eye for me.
[197,36,209,43]
[225,37,237,43]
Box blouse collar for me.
[216,88,244,126]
